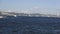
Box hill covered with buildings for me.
[0,10,60,18]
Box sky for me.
[0,0,60,14]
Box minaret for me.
[0,11,2,15]
[56,13,59,17]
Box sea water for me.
[0,16,60,34]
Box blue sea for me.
[0,16,60,34]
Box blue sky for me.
[0,0,60,14]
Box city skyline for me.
[0,0,60,15]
